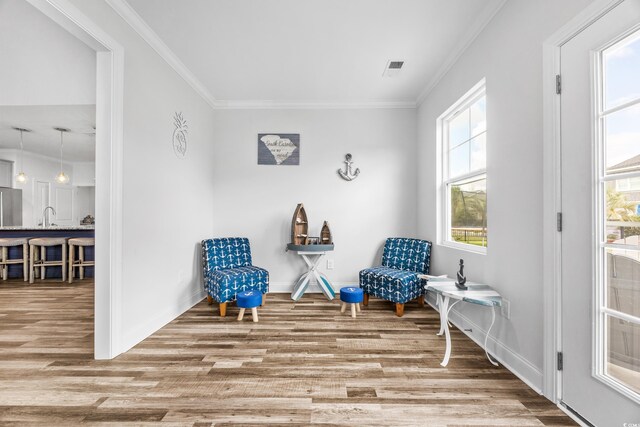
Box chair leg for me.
[219,302,227,317]
[40,246,46,280]
[1,247,7,281]
[395,303,405,317]
[363,293,369,306]
[22,243,28,282]
[340,302,347,313]
[356,303,361,312]
[237,308,245,321]
[29,245,35,284]
[207,295,213,305]
[61,243,67,283]
[251,307,259,323]
[68,244,74,284]
[350,303,356,318]
[79,246,85,280]
[262,294,266,306]
[417,295,425,307]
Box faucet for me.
[42,206,56,228]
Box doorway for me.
[17,0,124,359]
[556,0,640,424]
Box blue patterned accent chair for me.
[359,237,432,317]
[202,238,269,317]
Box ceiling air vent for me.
[383,60,404,77]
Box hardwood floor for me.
[0,279,576,426]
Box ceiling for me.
[126,0,505,106]
[0,105,96,162]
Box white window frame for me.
[437,78,487,254]
[592,26,640,405]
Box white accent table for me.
[287,244,336,301]
[419,276,502,367]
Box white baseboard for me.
[268,281,358,293]
[426,298,543,394]
[119,287,205,354]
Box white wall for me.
[0,0,96,106]
[66,0,216,354]
[417,0,594,391]
[75,186,95,221]
[212,109,417,289]
[0,149,75,226]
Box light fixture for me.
[54,127,70,184]
[12,127,31,184]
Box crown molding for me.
[214,99,417,110]
[415,0,508,106]
[105,0,221,109]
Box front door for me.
[560,0,640,425]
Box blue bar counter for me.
[0,226,95,279]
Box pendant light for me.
[12,127,30,184]
[54,127,69,184]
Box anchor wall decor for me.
[337,153,360,181]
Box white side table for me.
[419,276,502,367]
[287,244,335,301]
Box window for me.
[439,80,487,252]
[596,29,640,399]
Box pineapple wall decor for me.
[172,112,188,158]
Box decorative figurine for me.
[338,153,360,181]
[455,259,468,290]
[320,221,333,244]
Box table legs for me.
[291,253,335,301]
[436,294,499,367]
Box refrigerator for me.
[0,187,23,227]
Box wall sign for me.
[258,133,300,165]
[172,112,188,158]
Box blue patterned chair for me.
[359,237,432,317]
[202,238,269,317]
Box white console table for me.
[419,276,502,367]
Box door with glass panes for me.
[560,0,640,424]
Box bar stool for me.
[0,238,29,281]
[29,238,67,283]
[68,237,95,283]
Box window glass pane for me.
[469,133,486,172]
[470,96,486,137]
[449,109,469,148]
[605,314,640,395]
[605,104,640,174]
[449,142,469,179]
[604,32,640,110]
[450,177,487,248]
[605,180,640,244]
[605,248,640,317]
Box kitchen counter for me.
[0,226,94,279]
[0,225,95,231]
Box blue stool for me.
[237,290,262,322]
[340,287,364,318]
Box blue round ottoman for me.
[236,290,262,322]
[340,287,364,318]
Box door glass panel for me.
[449,142,469,179]
[605,249,640,317]
[605,104,640,174]
[604,32,640,110]
[449,109,469,148]
[606,314,640,395]
[605,180,640,244]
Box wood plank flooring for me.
[0,280,576,426]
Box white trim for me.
[121,289,205,353]
[557,404,591,427]
[26,0,125,360]
[542,0,626,404]
[426,297,544,393]
[415,0,507,105]
[212,100,417,110]
[105,0,220,109]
